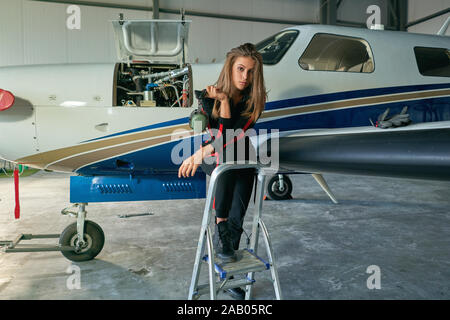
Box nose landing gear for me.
[60,203,105,262]
[59,220,104,262]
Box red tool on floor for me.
[14,168,20,219]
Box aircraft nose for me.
[0,89,15,111]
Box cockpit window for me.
[255,30,299,65]
[299,33,375,73]
[414,47,450,77]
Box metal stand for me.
[0,234,74,253]
[0,203,88,254]
[188,163,282,300]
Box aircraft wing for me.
[276,124,450,181]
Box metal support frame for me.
[245,169,282,300]
[188,163,282,300]
[0,233,76,253]
[152,0,159,20]
[0,234,74,253]
[32,0,312,26]
[387,0,408,31]
[320,0,337,25]
[311,174,338,204]
[406,7,450,29]
[0,203,89,254]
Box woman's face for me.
[231,56,255,92]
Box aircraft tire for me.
[59,220,105,262]
[267,174,293,200]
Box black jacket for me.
[197,89,257,175]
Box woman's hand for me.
[206,85,227,102]
[178,152,202,178]
[207,85,231,119]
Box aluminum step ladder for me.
[188,163,282,300]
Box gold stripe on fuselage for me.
[48,134,174,172]
[16,88,450,171]
[259,88,450,119]
[16,124,191,170]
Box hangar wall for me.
[0,0,448,68]
[0,0,314,67]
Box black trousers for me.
[202,161,255,250]
[216,168,255,250]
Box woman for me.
[178,43,266,297]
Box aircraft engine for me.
[114,62,192,109]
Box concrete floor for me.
[0,170,449,300]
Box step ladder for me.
[188,163,282,300]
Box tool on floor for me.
[188,163,282,300]
[118,212,154,218]
[14,168,20,219]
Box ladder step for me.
[193,278,254,298]
[203,249,270,280]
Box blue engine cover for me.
[70,172,206,203]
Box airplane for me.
[0,16,449,262]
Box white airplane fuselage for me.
[0,24,449,175]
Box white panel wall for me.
[0,0,317,67]
[0,0,25,66]
[407,0,450,35]
[22,1,68,65]
[0,0,153,66]
[3,0,445,68]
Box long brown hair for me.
[212,43,266,124]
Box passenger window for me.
[414,47,450,77]
[299,33,374,73]
[255,30,299,65]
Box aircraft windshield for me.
[255,30,299,65]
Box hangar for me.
[0,0,449,302]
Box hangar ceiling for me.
[32,0,450,32]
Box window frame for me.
[413,46,450,78]
[298,32,376,74]
[255,29,300,65]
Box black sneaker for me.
[216,221,237,263]
[225,287,246,300]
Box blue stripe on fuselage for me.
[81,116,190,143]
[76,92,450,176]
[264,82,450,111]
[80,83,450,144]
